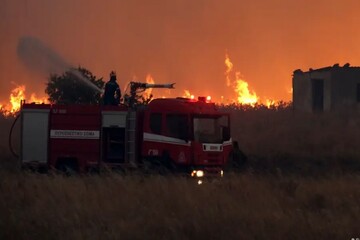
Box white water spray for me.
[17,36,103,93]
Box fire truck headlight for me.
[191,170,204,178]
[196,170,204,177]
[220,170,224,177]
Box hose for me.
[8,114,20,158]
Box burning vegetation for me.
[224,54,278,107]
[0,53,284,117]
[181,53,279,106]
[225,53,258,105]
[0,85,48,117]
[183,90,195,99]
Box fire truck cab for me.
[141,97,232,176]
[20,97,232,177]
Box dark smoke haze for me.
[17,36,71,76]
[1,0,360,102]
[17,36,102,93]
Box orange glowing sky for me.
[1,0,360,103]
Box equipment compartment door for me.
[21,109,50,164]
[102,128,125,163]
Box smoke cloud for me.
[17,36,71,76]
[1,0,360,102]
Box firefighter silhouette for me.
[103,71,121,105]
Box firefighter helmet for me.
[110,71,116,78]
[110,71,117,81]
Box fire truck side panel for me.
[49,139,100,168]
[21,108,50,165]
[142,133,191,165]
[49,106,101,171]
[141,108,190,165]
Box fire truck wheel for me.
[56,159,79,176]
[142,157,167,175]
[158,152,176,175]
[141,159,154,175]
[141,154,175,175]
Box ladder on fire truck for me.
[124,82,175,167]
[125,110,137,167]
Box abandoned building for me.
[292,63,360,112]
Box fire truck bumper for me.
[190,167,224,178]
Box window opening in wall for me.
[311,79,324,111]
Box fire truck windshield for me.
[193,115,229,143]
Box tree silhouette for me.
[46,66,104,104]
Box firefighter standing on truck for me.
[103,71,121,105]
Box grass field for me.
[1,172,360,239]
[227,104,360,175]
[1,106,360,239]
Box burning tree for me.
[46,67,105,104]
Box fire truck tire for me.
[56,158,79,176]
[141,153,175,175]
[159,151,176,174]
[141,159,154,175]
[141,157,165,175]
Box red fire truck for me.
[19,83,232,178]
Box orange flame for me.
[9,85,25,113]
[265,99,276,108]
[225,54,233,87]
[0,85,48,117]
[143,74,155,99]
[225,54,259,106]
[183,90,195,99]
[234,72,258,105]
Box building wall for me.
[293,67,360,112]
[331,69,360,110]
[293,70,331,112]
[293,72,311,112]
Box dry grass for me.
[1,172,360,239]
[227,105,360,175]
[1,107,360,239]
